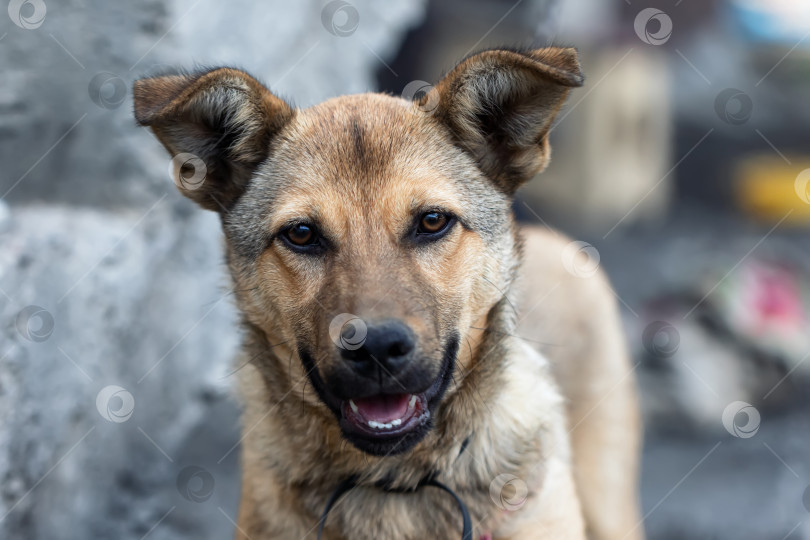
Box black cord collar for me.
[317,475,473,540]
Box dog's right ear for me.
[133,68,294,212]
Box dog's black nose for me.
[339,319,416,375]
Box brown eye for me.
[285,223,316,246]
[417,212,450,235]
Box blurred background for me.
[2,0,810,538]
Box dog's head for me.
[134,48,582,456]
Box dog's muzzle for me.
[299,323,459,456]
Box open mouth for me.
[341,393,429,437]
[337,385,442,456]
[336,361,449,455]
[299,334,459,456]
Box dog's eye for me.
[283,223,318,247]
[416,212,453,237]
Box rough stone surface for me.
[1,204,244,539]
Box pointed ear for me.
[429,47,583,194]
[133,68,294,211]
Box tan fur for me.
[134,47,643,539]
[515,228,643,540]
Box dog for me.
[133,46,643,539]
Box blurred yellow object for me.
[735,155,810,223]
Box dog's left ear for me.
[429,47,583,195]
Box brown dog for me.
[134,47,643,539]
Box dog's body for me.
[134,47,643,539]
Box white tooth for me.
[368,420,379,429]
[408,395,417,409]
[384,423,392,429]
[349,400,359,414]
[391,419,402,427]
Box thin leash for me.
[317,475,473,540]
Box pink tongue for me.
[354,394,411,423]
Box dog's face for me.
[134,48,582,455]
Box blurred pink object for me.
[739,261,805,336]
[716,258,810,364]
